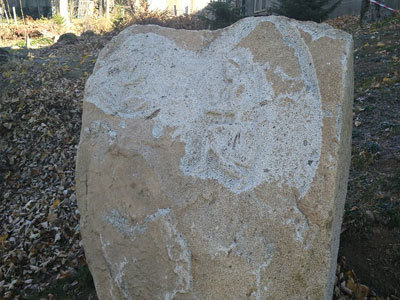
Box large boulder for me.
[76,16,353,299]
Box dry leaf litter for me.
[0,32,110,299]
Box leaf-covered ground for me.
[0,15,399,299]
[0,31,110,299]
[332,17,400,299]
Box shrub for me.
[118,9,208,31]
[272,0,343,22]
[206,0,243,29]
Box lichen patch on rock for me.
[85,17,326,196]
[76,16,353,299]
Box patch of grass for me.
[364,103,376,111]
[373,15,400,28]
[352,128,364,139]
[392,125,400,135]
[53,14,66,26]
[376,196,400,228]
[31,37,54,47]
[15,39,27,48]
[356,51,366,59]
[385,44,396,53]
[364,141,381,154]
[27,265,96,300]
[384,123,400,136]
[362,77,375,89]
[361,179,379,201]
[366,171,400,228]
[385,169,400,194]
[344,203,361,218]
[112,15,125,31]
[351,148,375,171]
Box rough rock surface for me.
[76,16,353,299]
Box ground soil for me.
[335,17,400,298]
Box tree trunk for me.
[12,6,17,25]
[78,0,94,18]
[59,0,69,22]
[19,0,25,24]
[36,0,42,17]
[2,0,10,23]
[5,0,11,18]
[98,0,103,16]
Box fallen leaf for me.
[355,120,362,127]
[4,70,13,78]
[347,277,356,292]
[59,270,72,280]
[54,232,61,243]
[29,233,40,240]
[80,54,89,64]
[47,208,58,224]
[356,106,365,112]
[52,198,61,207]
[0,234,9,244]
[372,82,380,88]
[350,206,359,211]
[355,283,369,300]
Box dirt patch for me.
[340,225,400,296]
[333,16,400,299]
